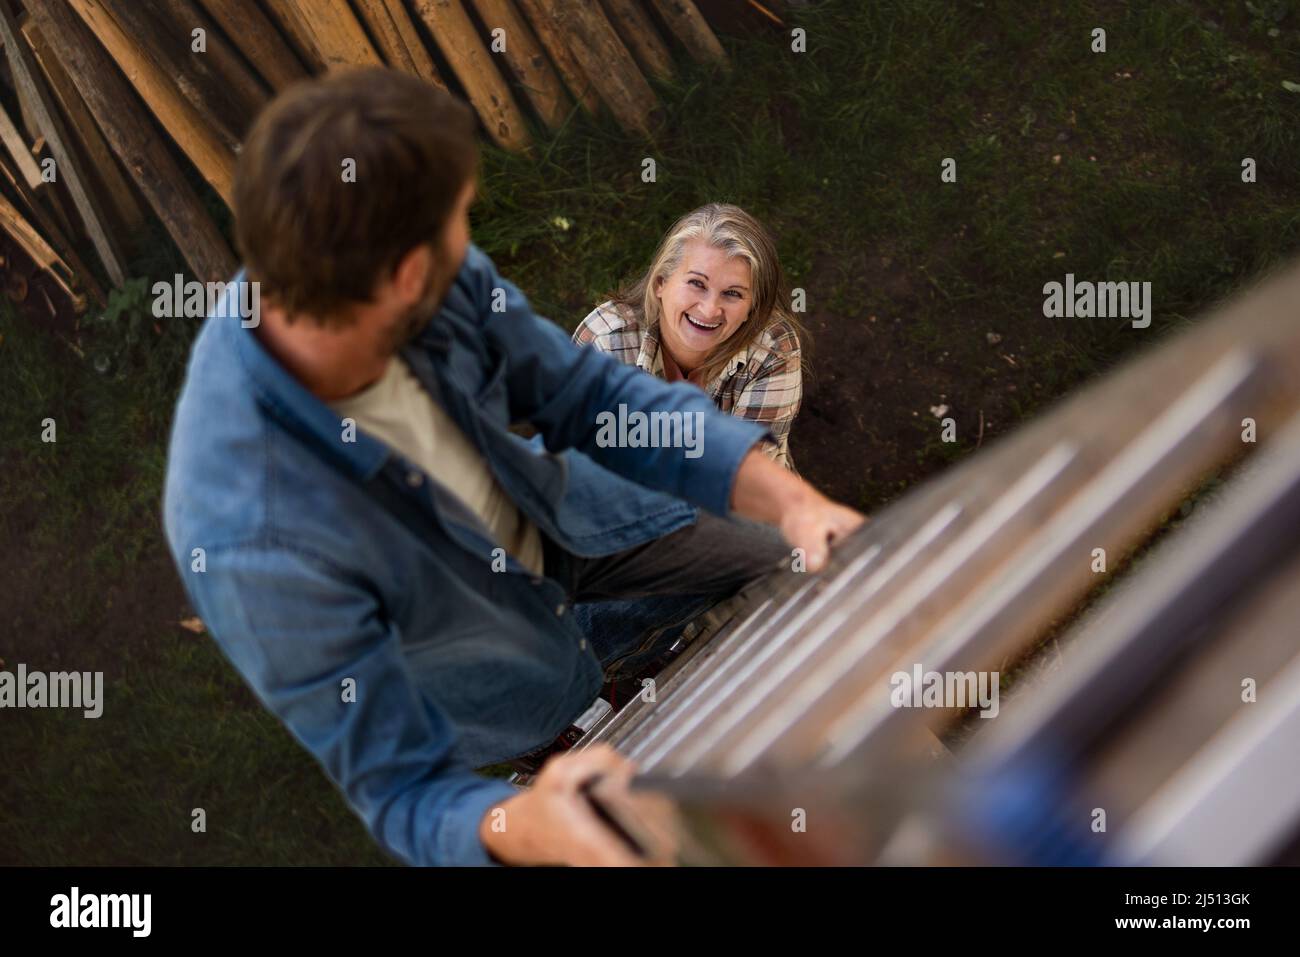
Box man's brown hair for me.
[234,67,478,323]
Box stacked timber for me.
[0,0,749,304]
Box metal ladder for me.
[575,259,1300,865]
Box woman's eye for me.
[688,278,705,289]
[725,290,742,299]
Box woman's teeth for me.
[684,313,722,331]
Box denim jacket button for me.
[405,470,424,488]
[578,638,587,651]
[555,603,566,617]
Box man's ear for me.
[391,243,435,305]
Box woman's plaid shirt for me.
[572,301,803,472]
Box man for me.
[163,68,862,867]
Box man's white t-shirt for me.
[329,357,544,576]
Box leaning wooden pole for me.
[0,1,128,287]
[259,0,328,72]
[196,0,309,91]
[0,187,84,308]
[534,1,655,136]
[64,0,236,205]
[409,0,530,151]
[469,0,571,130]
[351,0,446,88]
[0,151,104,309]
[99,0,267,150]
[22,19,147,237]
[160,0,272,115]
[25,0,237,283]
[601,0,675,80]
[648,0,729,68]
[0,100,43,190]
[276,0,383,70]
[513,0,601,116]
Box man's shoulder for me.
[165,297,320,562]
[448,243,518,315]
[163,317,270,558]
[164,381,364,582]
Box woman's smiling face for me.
[654,239,753,373]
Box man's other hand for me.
[479,744,676,866]
[731,448,866,572]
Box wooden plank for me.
[648,0,728,67]
[534,1,655,136]
[64,0,236,205]
[11,38,82,244]
[0,149,105,309]
[0,183,86,309]
[13,66,42,138]
[98,0,266,150]
[378,0,447,88]
[275,0,382,71]
[0,1,128,287]
[469,0,570,129]
[26,0,237,282]
[0,187,67,271]
[22,18,147,236]
[0,100,43,189]
[354,0,417,72]
[379,0,448,88]
[601,0,675,80]
[513,0,600,115]
[409,0,530,151]
[196,0,309,91]
[161,0,272,123]
[7,78,80,242]
[259,0,327,73]
[353,0,446,88]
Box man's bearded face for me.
[379,241,456,356]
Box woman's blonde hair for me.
[611,203,807,386]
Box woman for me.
[560,205,806,709]
[573,203,805,471]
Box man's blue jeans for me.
[542,511,789,680]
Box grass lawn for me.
[2,0,1298,864]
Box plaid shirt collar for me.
[635,320,748,391]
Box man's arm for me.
[186,540,517,866]
[731,447,865,571]
[465,247,865,568]
[464,246,768,518]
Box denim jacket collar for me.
[224,274,393,484]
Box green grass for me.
[476,0,1300,404]
[0,638,392,866]
[2,0,1299,864]
[0,303,391,865]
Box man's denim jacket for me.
[162,244,768,866]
